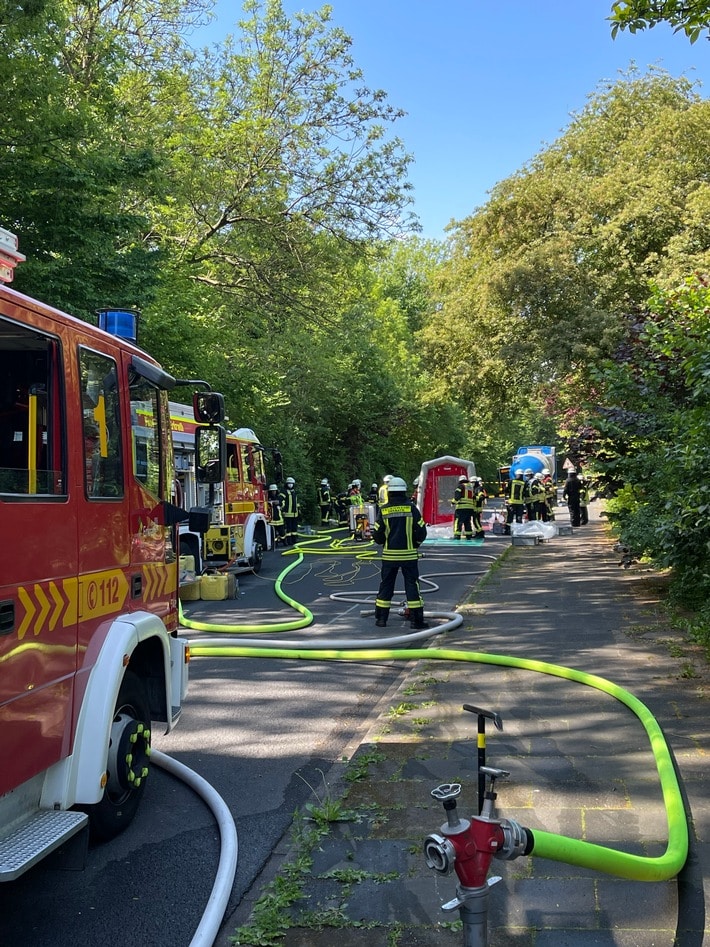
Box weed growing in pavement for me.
[344,746,386,782]
[231,811,324,946]
[296,768,357,826]
[386,922,405,945]
[401,674,445,696]
[320,867,400,884]
[387,701,419,718]
[296,905,378,930]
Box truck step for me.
[0,809,88,882]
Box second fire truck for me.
[170,401,274,574]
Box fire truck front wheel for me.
[251,542,264,574]
[87,670,152,841]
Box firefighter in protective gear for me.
[523,467,536,521]
[378,474,392,506]
[336,486,350,526]
[317,478,332,526]
[347,479,366,538]
[452,474,475,540]
[530,472,547,521]
[505,469,526,534]
[472,476,487,539]
[282,476,299,545]
[267,484,286,544]
[372,477,428,629]
[563,469,582,527]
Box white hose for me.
[152,749,238,947]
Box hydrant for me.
[424,767,533,947]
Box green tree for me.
[0,0,202,317]
[142,0,415,319]
[585,278,710,612]
[426,69,710,480]
[610,1,710,43]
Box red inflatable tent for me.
[415,455,477,526]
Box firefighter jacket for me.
[529,479,545,503]
[472,485,487,511]
[372,497,427,562]
[317,485,331,507]
[509,478,526,506]
[268,494,284,526]
[282,487,298,517]
[377,484,389,505]
[453,482,475,510]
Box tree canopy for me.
[610,1,710,43]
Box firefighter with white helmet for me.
[522,468,536,521]
[267,483,286,544]
[529,471,547,521]
[372,476,429,629]
[505,468,526,534]
[317,477,332,526]
[282,476,299,544]
[472,476,488,539]
[378,474,393,506]
[452,474,475,540]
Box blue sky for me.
[195,1,710,241]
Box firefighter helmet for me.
[515,469,524,476]
[269,484,278,491]
[383,475,392,483]
[387,476,407,493]
[524,468,534,476]
[320,478,329,485]
[352,478,362,487]
[286,477,295,486]
[458,475,468,482]
[534,472,543,480]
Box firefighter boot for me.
[375,607,389,628]
[409,607,429,630]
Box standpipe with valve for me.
[423,708,534,947]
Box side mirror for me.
[193,391,225,425]
[188,506,211,534]
[195,425,227,484]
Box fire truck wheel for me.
[87,670,151,842]
[251,542,264,574]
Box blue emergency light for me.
[97,308,140,342]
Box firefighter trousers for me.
[375,560,423,624]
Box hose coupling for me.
[496,818,532,860]
[424,833,457,875]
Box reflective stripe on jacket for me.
[372,500,427,562]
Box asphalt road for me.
[0,530,502,947]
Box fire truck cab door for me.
[0,308,79,796]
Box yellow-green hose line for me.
[186,643,688,882]
[180,536,381,635]
[180,553,314,633]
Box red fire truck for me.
[170,402,274,574]
[0,232,226,879]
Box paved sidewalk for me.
[234,510,709,946]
